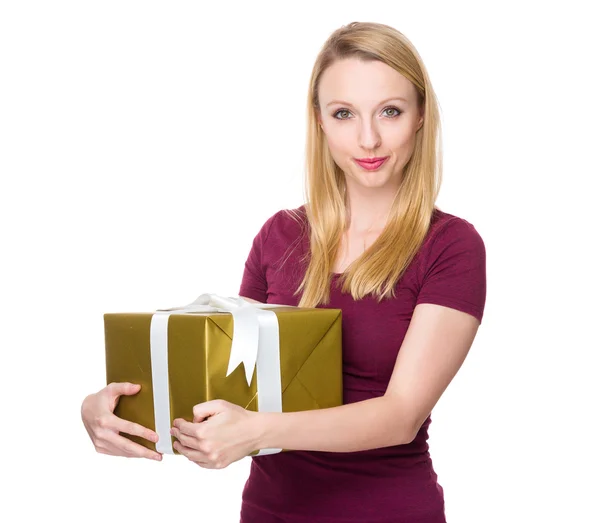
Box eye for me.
[333,109,352,120]
[383,106,402,118]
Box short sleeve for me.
[237,212,279,303]
[416,217,487,324]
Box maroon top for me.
[238,205,486,523]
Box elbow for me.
[393,417,418,445]
[398,425,419,445]
[382,395,420,446]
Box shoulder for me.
[416,208,486,276]
[415,208,487,322]
[425,208,485,252]
[254,204,308,246]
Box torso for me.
[238,205,456,522]
[332,228,384,273]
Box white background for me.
[1,1,598,522]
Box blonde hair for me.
[288,21,443,308]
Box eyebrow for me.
[325,97,408,108]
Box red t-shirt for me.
[238,205,486,523]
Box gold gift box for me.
[104,306,342,455]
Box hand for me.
[81,382,163,461]
[171,400,262,469]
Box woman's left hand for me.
[170,400,263,469]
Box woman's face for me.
[317,58,423,192]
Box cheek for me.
[324,133,352,158]
[387,124,411,143]
[389,129,417,154]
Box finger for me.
[102,438,140,458]
[192,400,222,422]
[116,435,163,461]
[104,430,162,461]
[173,441,212,467]
[108,382,141,397]
[96,437,138,459]
[96,412,157,444]
[171,427,198,449]
[116,418,159,443]
[173,418,201,437]
[94,414,161,460]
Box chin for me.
[351,177,392,190]
[353,164,389,178]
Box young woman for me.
[82,21,486,523]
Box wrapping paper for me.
[104,296,342,457]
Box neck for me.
[344,182,397,234]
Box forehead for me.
[318,58,416,105]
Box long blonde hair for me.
[289,21,443,308]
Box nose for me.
[358,119,382,151]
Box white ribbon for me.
[149,293,291,456]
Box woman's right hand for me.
[81,382,163,461]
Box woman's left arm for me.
[171,302,480,468]
[257,302,480,452]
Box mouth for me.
[353,156,389,171]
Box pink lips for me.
[354,156,389,171]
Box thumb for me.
[110,382,141,396]
[192,400,223,423]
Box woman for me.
[82,21,486,522]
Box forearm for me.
[255,396,414,453]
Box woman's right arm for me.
[81,382,163,461]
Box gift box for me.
[104,294,343,457]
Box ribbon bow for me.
[150,293,290,456]
[159,293,264,385]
